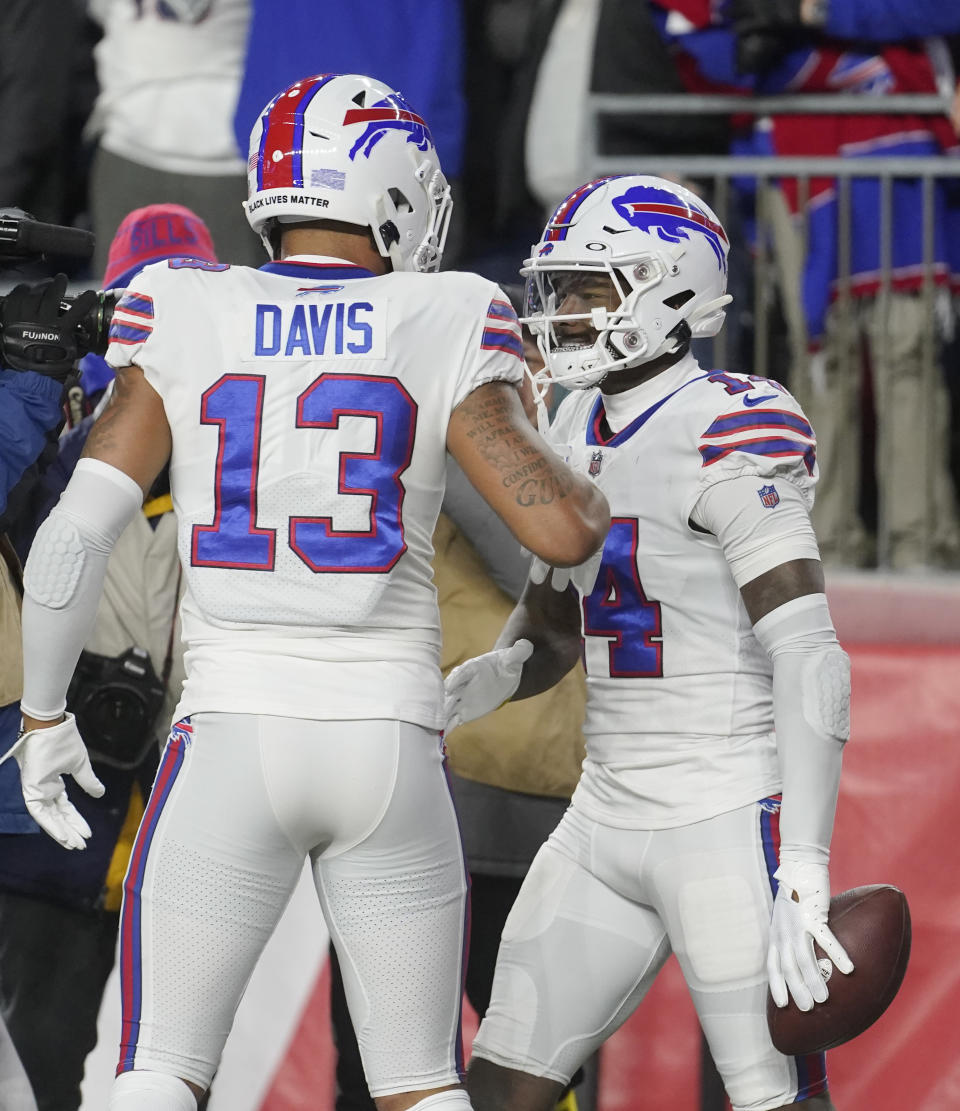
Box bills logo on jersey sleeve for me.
[480,297,523,360]
[698,408,816,475]
[611,183,728,272]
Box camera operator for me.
[0,204,217,1111]
[0,276,83,1111]
[0,274,95,835]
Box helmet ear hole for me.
[388,188,413,215]
[663,289,695,310]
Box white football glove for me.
[3,712,105,850]
[767,859,854,1011]
[529,547,604,595]
[443,639,534,734]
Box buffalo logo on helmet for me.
[611,184,728,272]
[343,93,433,161]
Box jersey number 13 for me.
[190,372,415,573]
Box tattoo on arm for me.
[457,385,572,508]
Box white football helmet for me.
[244,73,452,272]
[522,175,732,389]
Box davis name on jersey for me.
[106,255,523,727]
[253,299,384,359]
[548,355,818,828]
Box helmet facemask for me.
[522,246,696,391]
[370,158,452,273]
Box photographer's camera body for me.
[67,645,166,770]
[0,211,116,381]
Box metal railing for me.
[585,92,960,570]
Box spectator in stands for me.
[728,0,960,56]
[0,0,97,237]
[0,206,215,1111]
[85,0,261,274]
[719,2,960,568]
[518,0,731,217]
[751,16,960,568]
[648,2,960,567]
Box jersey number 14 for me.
[582,517,663,678]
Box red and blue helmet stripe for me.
[256,73,339,192]
[543,176,624,242]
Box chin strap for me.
[526,363,552,435]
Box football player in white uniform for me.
[445,176,854,1111]
[6,75,609,1111]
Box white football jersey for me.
[548,353,820,828]
[107,255,524,727]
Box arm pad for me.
[21,458,143,719]
[751,592,849,865]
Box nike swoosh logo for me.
[743,394,778,407]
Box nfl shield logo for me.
[758,483,780,508]
[589,450,604,477]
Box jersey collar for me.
[260,255,377,281]
[587,357,710,447]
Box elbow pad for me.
[21,458,142,718]
[752,592,850,863]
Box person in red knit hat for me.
[77,205,220,409]
[101,204,219,292]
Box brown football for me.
[767,884,911,1055]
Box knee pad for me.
[109,1070,197,1111]
[406,1089,473,1111]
